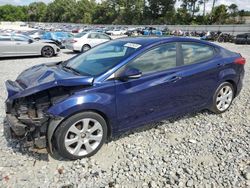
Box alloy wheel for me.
[82,45,90,52]
[42,46,54,57]
[64,118,103,157]
[216,85,233,111]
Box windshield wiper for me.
[62,65,82,75]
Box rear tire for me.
[81,44,91,53]
[218,37,224,43]
[41,46,54,57]
[54,112,107,160]
[210,82,234,114]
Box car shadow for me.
[3,110,212,161]
[0,55,42,60]
[63,51,79,55]
[108,109,212,143]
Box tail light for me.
[234,57,246,65]
[70,40,77,43]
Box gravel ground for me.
[0,43,249,188]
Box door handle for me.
[168,76,182,83]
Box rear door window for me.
[88,33,99,39]
[181,42,215,65]
[99,34,110,40]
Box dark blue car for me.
[5,37,245,159]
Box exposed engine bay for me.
[5,86,78,150]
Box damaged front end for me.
[5,87,70,150]
[4,62,94,152]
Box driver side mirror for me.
[28,39,33,43]
[117,67,142,81]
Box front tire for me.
[41,46,54,57]
[54,112,107,160]
[217,37,224,43]
[210,82,234,114]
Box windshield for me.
[64,40,141,76]
[24,30,37,35]
[74,32,87,38]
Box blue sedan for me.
[41,32,73,48]
[5,37,245,159]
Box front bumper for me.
[55,47,60,54]
[65,44,75,51]
[5,114,46,149]
[5,113,64,153]
[6,114,27,136]
[236,68,245,97]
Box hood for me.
[37,39,56,44]
[6,62,94,100]
[40,39,54,42]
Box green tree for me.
[180,0,202,18]
[45,0,78,22]
[75,0,96,23]
[0,5,27,21]
[210,4,228,24]
[116,0,145,24]
[92,0,119,24]
[27,2,47,22]
[228,4,238,17]
[175,4,192,24]
[144,0,176,24]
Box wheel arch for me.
[62,109,112,138]
[82,43,91,49]
[210,80,236,114]
[41,45,55,56]
[224,79,237,98]
[48,108,113,154]
[218,68,239,97]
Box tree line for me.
[0,0,249,25]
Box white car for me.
[65,32,111,52]
[106,29,127,36]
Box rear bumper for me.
[65,44,78,51]
[236,68,245,97]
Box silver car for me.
[0,33,60,58]
[65,32,111,52]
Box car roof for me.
[86,31,108,34]
[114,36,219,48]
[0,33,25,36]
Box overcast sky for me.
[0,0,250,11]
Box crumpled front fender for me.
[46,92,116,153]
[47,93,115,119]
